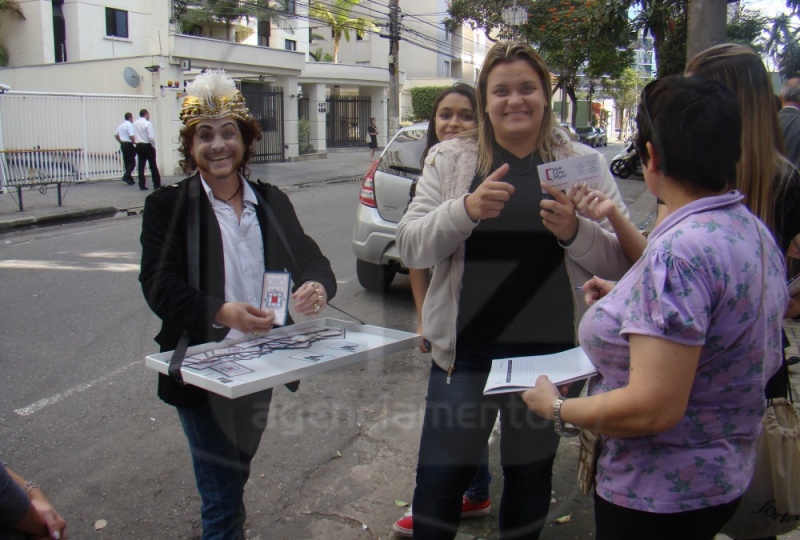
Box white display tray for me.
[145,318,418,399]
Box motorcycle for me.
[610,140,643,179]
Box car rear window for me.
[575,127,594,134]
[377,128,427,176]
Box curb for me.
[0,206,118,231]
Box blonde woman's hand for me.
[540,183,578,241]
[465,164,514,221]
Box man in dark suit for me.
[139,70,336,540]
[779,77,800,169]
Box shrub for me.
[298,119,312,154]
[410,86,450,122]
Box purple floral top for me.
[579,191,788,513]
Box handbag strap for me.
[168,177,201,383]
[753,220,794,404]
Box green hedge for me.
[409,86,450,123]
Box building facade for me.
[0,0,396,176]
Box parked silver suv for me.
[351,123,427,291]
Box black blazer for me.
[139,174,337,407]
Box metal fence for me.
[241,86,285,163]
[326,95,371,148]
[298,96,310,121]
[0,92,156,182]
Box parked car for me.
[559,123,578,141]
[593,127,608,147]
[351,123,427,291]
[575,126,599,147]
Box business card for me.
[538,153,601,194]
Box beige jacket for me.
[397,133,631,373]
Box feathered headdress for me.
[179,70,251,127]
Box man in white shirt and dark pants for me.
[133,109,162,190]
[114,112,137,185]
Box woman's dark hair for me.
[178,116,263,178]
[421,83,477,164]
[635,75,741,193]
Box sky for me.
[742,0,794,16]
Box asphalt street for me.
[1,145,798,540]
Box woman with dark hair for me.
[139,71,336,539]
[397,42,629,539]
[368,117,379,160]
[521,75,788,540]
[409,83,479,353]
[395,83,491,537]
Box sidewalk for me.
[0,148,374,230]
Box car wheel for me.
[356,259,397,292]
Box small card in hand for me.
[260,272,291,326]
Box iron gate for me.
[241,86,285,163]
[326,95,371,148]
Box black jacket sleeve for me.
[139,180,228,351]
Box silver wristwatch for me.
[553,396,580,437]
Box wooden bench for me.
[0,148,83,211]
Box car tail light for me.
[359,161,380,207]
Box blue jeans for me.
[177,389,273,540]
[464,445,491,503]
[412,343,573,539]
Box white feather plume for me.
[186,70,238,100]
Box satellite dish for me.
[123,67,141,89]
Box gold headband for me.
[179,70,251,126]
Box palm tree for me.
[309,0,376,63]
[0,0,25,66]
[177,0,258,41]
[177,0,297,42]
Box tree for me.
[177,0,258,41]
[0,0,25,67]
[309,0,376,63]
[446,0,632,124]
[604,68,648,140]
[765,10,800,77]
[309,48,334,62]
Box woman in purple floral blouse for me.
[521,75,789,540]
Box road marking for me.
[0,260,139,272]
[14,361,140,416]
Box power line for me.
[186,0,482,65]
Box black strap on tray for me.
[252,181,301,392]
[167,178,302,392]
[252,181,300,270]
[168,178,201,383]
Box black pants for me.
[120,142,136,183]
[135,143,161,189]
[594,492,741,540]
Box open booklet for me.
[483,346,597,395]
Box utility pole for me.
[387,0,400,138]
[686,0,727,61]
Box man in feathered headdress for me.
[139,70,336,539]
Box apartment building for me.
[308,0,490,120]
[0,0,395,175]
